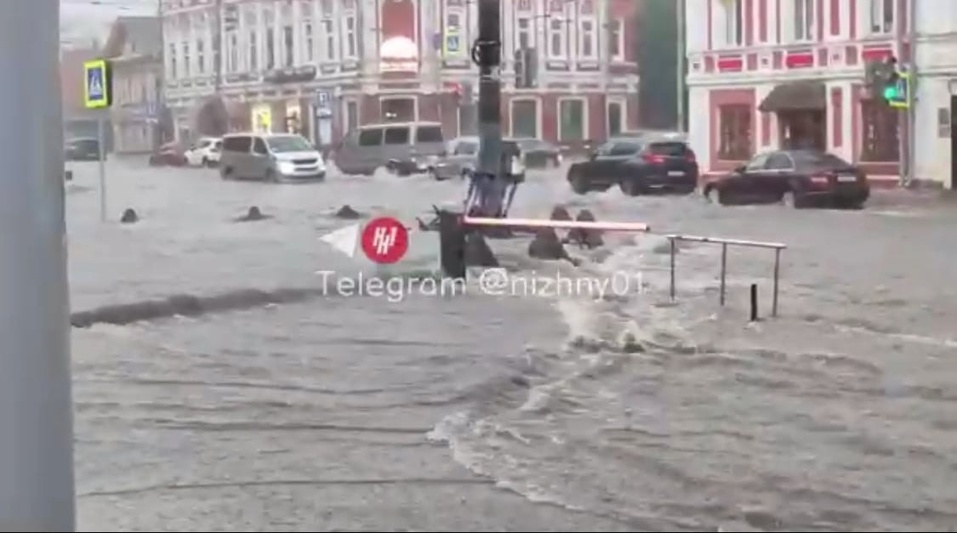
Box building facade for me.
[103,17,167,153]
[160,0,640,148]
[61,47,107,144]
[685,0,957,187]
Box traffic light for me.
[865,56,909,109]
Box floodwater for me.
[67,159,957,531]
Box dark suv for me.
[566,135,698,195]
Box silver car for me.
[333,121,446,176]
[219,132,326,182]
[429,136,526,181]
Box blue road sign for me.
[444,34,460,56]
[83,59,111,109]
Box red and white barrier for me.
[462,215,650,233]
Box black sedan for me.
[702,149,869,209]
[514,138,562,168]
[565,135,698,195]
[65,137,103,161]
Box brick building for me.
[684,0,957,187]
[161,0,640,148]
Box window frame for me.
[557,97,587,142]
[717,104,752,161]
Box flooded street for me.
[68,159,957,531]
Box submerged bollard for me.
[749,283,758,321]
[669,237,676,301]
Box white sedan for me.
[184,137,222,167]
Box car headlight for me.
[278,161,296,174]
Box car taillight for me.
[810,174,830,185]
[642,153,665,164]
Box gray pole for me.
[904,0,916,186]
[97,114,107,221]
[214,0,223,94]
[0,1,76,530]
[676,0,685,132]
[476,0,503,179]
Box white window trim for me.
[606,97,627,137]
[866,0,895,35]
[516,17,532,50]
[557,97,589,141]
[607,18,625,61]
[548,18,568,59]
[578,17,597,59]
[508,96,542,138]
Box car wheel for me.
[569,171,588,195]
[265,169,278,182]
[704,185,722,204]
[781,189,801,208]
[619,180,640,197]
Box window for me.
[609,142,639,156]
[724,0,744,47]
[517,18,531,49]
[222,136,250,152]
[266,28,276,69]
[793,0,814,41]
[558,99,585,141]
[196,39,205,73]
[252,137,269,154]
[869,0,894,34]
[447,13,461,30]
[766,153,794,169]
[454,141,478,155]
[248,30,258,71]
[511,100,538,138]
[322,20,336,60]
[607,19,623,59]
[304,23,314,62]
[579,20,596,58]
[283,25,294,66]
[415,126,444,143]
[860,99,899,161]
[168,42,177,78]
[346,101,358,132]
[745,152,771,170]
[383,127,409,145]
[266,135,312,152]
[345,16,357,57]
[182,42,191,76]
[607,101,623,136]
[717,104,752,160]
[549,19,566,58]
[227,32,238,72]
[358,129,383,146]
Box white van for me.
[333,121,446,176]
[219,132,326,182]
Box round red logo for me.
[360,216,409,264]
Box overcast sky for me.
[60,0,156,48]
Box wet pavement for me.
[67,159,957,531]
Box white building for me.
[684,0,957,188]
[160,0,640,148]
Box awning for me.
[758,81,826,113]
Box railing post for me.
[772,247,781,317]
[669,237,676,301]
[719,242,727,306]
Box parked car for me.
[334,121,446,176]
[702,149,869,209]
[184,137,222,167]
[65,137,103,161]
[428,136,525,181]
[219,132,326,182]
[148,142,188,167]
[565,135,698,195]
[513,138,562,168]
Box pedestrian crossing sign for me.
[83,59,112,109]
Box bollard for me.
[749,283,758,321]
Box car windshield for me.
[266,136,313,152]
[791,151,850,169]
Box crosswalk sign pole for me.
[97,114,107,221]
[0,1,77,530]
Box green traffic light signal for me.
[882,85,899,100]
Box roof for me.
[360,121,443,129]
[103,16,162,59]
[758,81,826,113]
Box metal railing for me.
[666,234,786,317]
